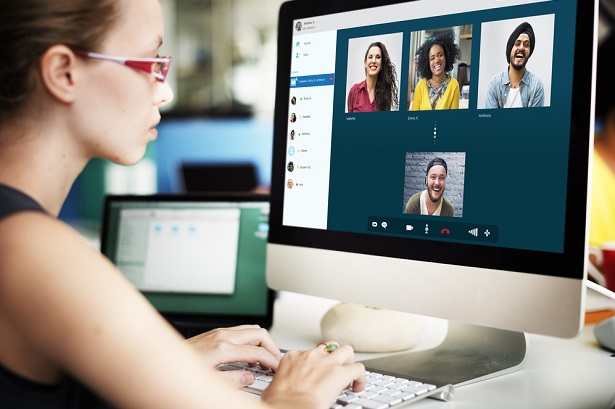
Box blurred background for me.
[159,0,285,117]
[60,0,286,227]
[61,0,615,233]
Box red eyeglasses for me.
[72,50,172,82]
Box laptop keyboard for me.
[218,362,454,408]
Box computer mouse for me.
[594,315,615,352]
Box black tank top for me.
[0,184,113,408]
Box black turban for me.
[506,22,535,64]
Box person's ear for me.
[39,45,78,103]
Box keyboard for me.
[218,362,454,408]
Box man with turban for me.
[405,157,454,216]
[485,21,545,108]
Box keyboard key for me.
[371,394,403,405]
[337,394,359,405]
[373,379,394,387]
[379,388,401,396]
[245,379,270,393]
[398,392,417,401]
[256,375,274,382]
[400,383,435,395]
[349,397,389,409]
[356,390,378,399]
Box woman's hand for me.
[186,324,282,388]
[261,342,366,409]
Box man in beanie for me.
[485,21,545,108]
[405,158,454,216]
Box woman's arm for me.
[442,77,460,110]
[0,212,365,409]
[0,212,262,408]
[347,84,356,112]
[411,79,426,111]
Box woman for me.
[411,31,462,111]
[0,0,364,408]
[347,41,399,112]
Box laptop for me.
[100,192,274,338]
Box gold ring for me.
[320,341,339,353]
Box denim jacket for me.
[485,68,544,108]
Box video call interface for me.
[282,0,579,253]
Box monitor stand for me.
[359,320,527,387]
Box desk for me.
[72,223,615,407]
[268,291,615,409]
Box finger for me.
[320,344,356,365]
[215,343,281,371]
[346,362,367,392]
[211,326,283,360]
[188,326,283,365]
[317,340,340,353]
[243,328,282,360]
[218,369,255,389]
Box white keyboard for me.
[218,362,454,408]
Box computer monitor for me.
[266,0,597,386]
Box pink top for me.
[347,80,375,112]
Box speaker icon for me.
[469,228,478,237]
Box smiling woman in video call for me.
[347,41,399,112]
[411,31,461,111]
[0,0,365,408]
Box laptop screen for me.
[100,193,273,335]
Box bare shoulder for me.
[0,208,122,310]
[0,211,269,408]
[0,212,116,379]
[0,211,144,367]
[0,211,107,288]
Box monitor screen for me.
[267,0,596,370]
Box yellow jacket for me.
[411,76,460,111]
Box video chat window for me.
[345,33,403,113]
[408,26,471,111]
[403,152,466,218]
[477,14,554,109]
[285,5,571,253]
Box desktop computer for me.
[266,0,597,387]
